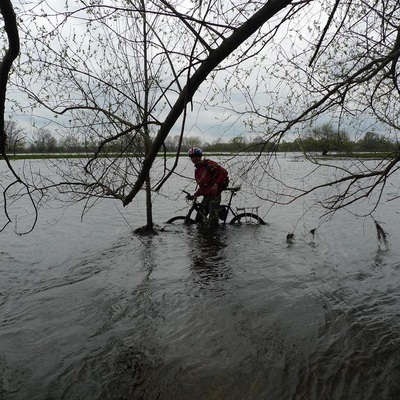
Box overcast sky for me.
[4,1,380,145]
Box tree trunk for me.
[145,173,153,231]
[0,0,20,155]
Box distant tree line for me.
[154,123,399,155]
[292,123,397,155]
[3,121,398,156]
[4,121,100,154]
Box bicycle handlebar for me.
[182,190,196,202]
[182,186,240,198]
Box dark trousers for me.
[195,196,221,227]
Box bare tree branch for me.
[0,0,39,234]
[122,0,295,206]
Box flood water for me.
[1,155,400,399]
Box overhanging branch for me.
[123,0,297,206]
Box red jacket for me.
[194,159,229,198]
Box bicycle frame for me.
[182,187,239,224]
[168,187,266,225]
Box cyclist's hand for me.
[186,194,195,201]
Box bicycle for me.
[166,187,266,225]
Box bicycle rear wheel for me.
[166,215,196,224]
[229,213,266,225]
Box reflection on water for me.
[189,226,233,287]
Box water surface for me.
[1,156,400,399]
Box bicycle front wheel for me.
[229,213,266,225]
[166,215,196,225]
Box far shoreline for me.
[1,151,397,161]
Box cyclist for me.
[188,147,229,227]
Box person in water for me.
[187,147,229,227]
